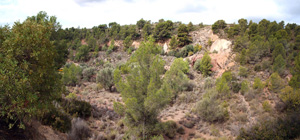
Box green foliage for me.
[75,45,90,62]
[137,18,146,30]
[161,121,177,138]
[272,43,286,60]
[82,67,96,82]
[123,35,133,49]
[195,89,229,122]
[212,20,227,34]
[153,20,173,41]
[237,113,300,140]
[280,86,300,110]
[198,52,213,76]
[41,107,71,133]
[96,65,114,91]
[88,36,97,51]
[239,66,248,77]
[113,38,172,138]
[61,99,92,118]
[107,39,117,55]
[62,63,82,86]
[177,24,192,47]
[0,12,62,128]
[169,35,178,49]
[193,44,202,53]
[240,49,247,65]
[253,77,264,93]
[216,77,230,96]
[272,54,286,75]
[289,53,300,89]
[142,23,152,39]
[233,35,249,52]
[263,100,271,111]
[187,22,194,32]
[164,58,190,97]
[241,80,250,95]
[66,92,77,100]
[268,72,284,93]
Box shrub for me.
[268,72,284,93]
[204,77,215,89]
[254,63,261,71]
[62,63,82,86]
[66,92,77,100]
[162,121,177,138]
[261,59,271,71]
[272,54,286,75]
[193,44,202,53]
[231,81,241,93]
[253,77,264,93]
[198,52,213,77]
[195,89,229,122]
[239,66,248,77]
[61,99,92,118]
[75,45,90,62]
[241,80,250,95]
[193,59,201,71]
[82,67,96,82]
[280,86,300,110]
[262,100,271,112]
[68,118,91,140]
[212,20,227,34]
[237,113,300,140]
[41,107,71,133]
[96,65,114,92]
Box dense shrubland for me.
[1,10,300,140]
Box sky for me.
[0,0,300,28]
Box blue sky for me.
[1,0,300,28]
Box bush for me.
[231,81,241,93]
[253,77,264,93]
[162,121,177,138]
[237,113,300,140]
[62,63,82,86]
[280,86,300,110]
[61,99,92,118]
[239,66,248,77]
[268,72,284,93]
[212,20,227,34]
[216,77,230,97]
[96,65,114,91]
[82,67,96,82]
[193,59,201,71]
[254,63,261,71]
[195,89,229,122]
[204,77,215,89]
[41,107,71,133]
[75,45,90,62]
[262,100,272,112]
[197,52,213,77]
[241,80,250,95]
[193,44,202,53]
[272,54,286,75]
[68,118,91,140]
[261,59,271,71]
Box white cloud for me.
[0,0,299,28]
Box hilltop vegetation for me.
[1,11,300,139]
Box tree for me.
[240,48,247,65]
[0,12,62,128]
[142,22,152,39]
[272,54,286,76]
[272,43,286,60]
[268,72,284,93]
[238,18,248,34]
[164,58,189,98]
[177,24,192,47]
[137,18,146,30]
[113,38,172,138]
[253,77,264,93]
[212,20,227,34]
[63,63,83,86]
[280,86,300,110]
[199,52,213,76]
[169,35,178,49]
[153,20,173,41]
[187,22,194,32]
[123,35,133,49]
[75,45,90,62]
[289,53,300,89]
[88,36,97,51]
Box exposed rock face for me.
[210,39,232,53]
[190,26,219,47]
[163,43,169,53]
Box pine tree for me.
[272,43,286,61]
[177,24,191,47]
[289,53,300,89]
[272,54,286,76]
[169,35,178,50]
[199,52,213,76]
[113,38,172,138]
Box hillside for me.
[1,12,300,140]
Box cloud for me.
[177,3,207,13]
[74,0,106,6]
